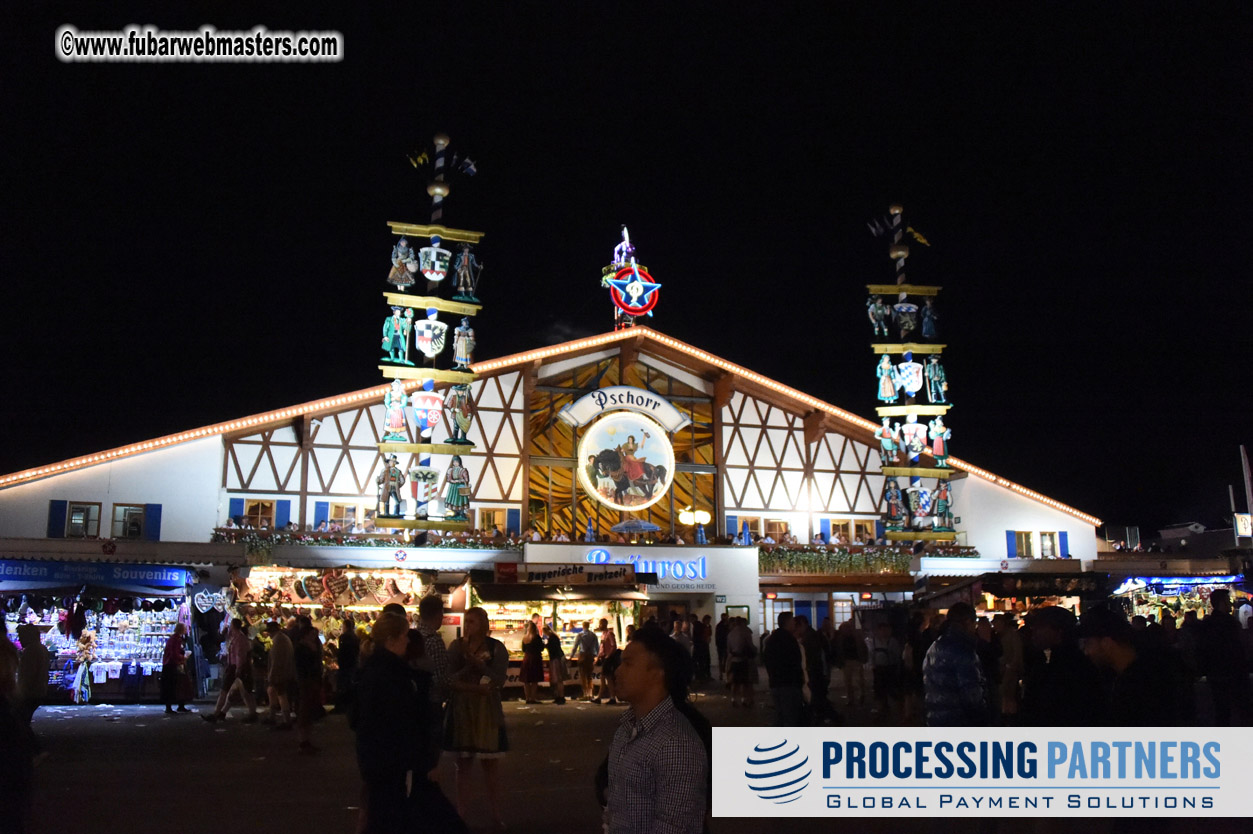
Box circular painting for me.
[577,411,675,512]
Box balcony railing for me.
[209,528,522,560]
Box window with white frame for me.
[1040,532,1057,559]
[1015,531,1034,559]
[67,502,101,538]
[111,504,145,539]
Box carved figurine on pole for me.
[867,296,891,338]
[928,416,951,468]
[452,317,475,370]
[451,243,483,303]
[884,478,906,531]
[444,383,474,445]
[876,355,899,404]
[875,417,900,465]
[925,355,947,405]
[382,379,410,442]
[377,454,407,517]
[381,306,415,366]
[932,480,954,531]
[388,238,418,290]
[921,298,938,340]
[440,455,471,521]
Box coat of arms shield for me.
[418,246,451,282]
[408,466,441,502]
[895,361,924,397]
[409,391,443,432]
[414,319,448,358]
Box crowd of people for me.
[749,593,1252,730]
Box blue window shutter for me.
[314,502,329,526]
[725,514,738,537]
[820,518,831,541]
[228,498,244,524]
[1059,531,1069,558]
[874,521,885,541]
[143,504,162,541]
[1006,530,1017,559]
[506,508,521,535]
[275,500,291,529]
[47,500,67,538]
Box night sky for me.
[3,4,1250,535]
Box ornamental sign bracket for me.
[558,385,692,431]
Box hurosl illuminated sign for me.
[586,547,711,588]
[560,387,688,514]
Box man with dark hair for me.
[922,603,988,726]
[1077,602,1191,726]
[1197,589,1250,725]
[1020,606,1104,726]
[333,613,359,713]
[603,626,708,834]
[764,611,805,726]
[714,612,730,682]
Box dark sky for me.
[2,3,1251,534]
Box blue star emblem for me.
[607,268,662,315]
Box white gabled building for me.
[1,327,1104,624]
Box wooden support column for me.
[519,360,540,533]
[294,415,317,529]
[803,410,826,447]
[713,372,734,411]
[619,333,644,377]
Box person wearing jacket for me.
[922,603,988,726]
[355,614,423,832]
[763,612,805,726]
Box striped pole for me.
[428,133,450,224]
[417,378,436,520]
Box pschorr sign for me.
[556,385,692,432]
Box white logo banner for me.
[713,727,1253,818]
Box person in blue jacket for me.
[922,602,988,726]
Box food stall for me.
[470,562,647,689]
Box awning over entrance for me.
[917,572,1110,608]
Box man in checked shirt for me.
[603,625,710,834]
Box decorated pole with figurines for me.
[866,204,955,543]
[372,133,483,531]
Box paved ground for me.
[21,678,1245,834]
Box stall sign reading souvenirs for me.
[558,386,692,432]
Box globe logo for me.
[744,739,810,805]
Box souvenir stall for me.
[1110,573,1250,621]
[1,560,194,704]
[470,562,647,688]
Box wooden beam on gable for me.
[713,373,734,411]
[618,333,645,374]
[519,359,540,533]
[803,410,827,446]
